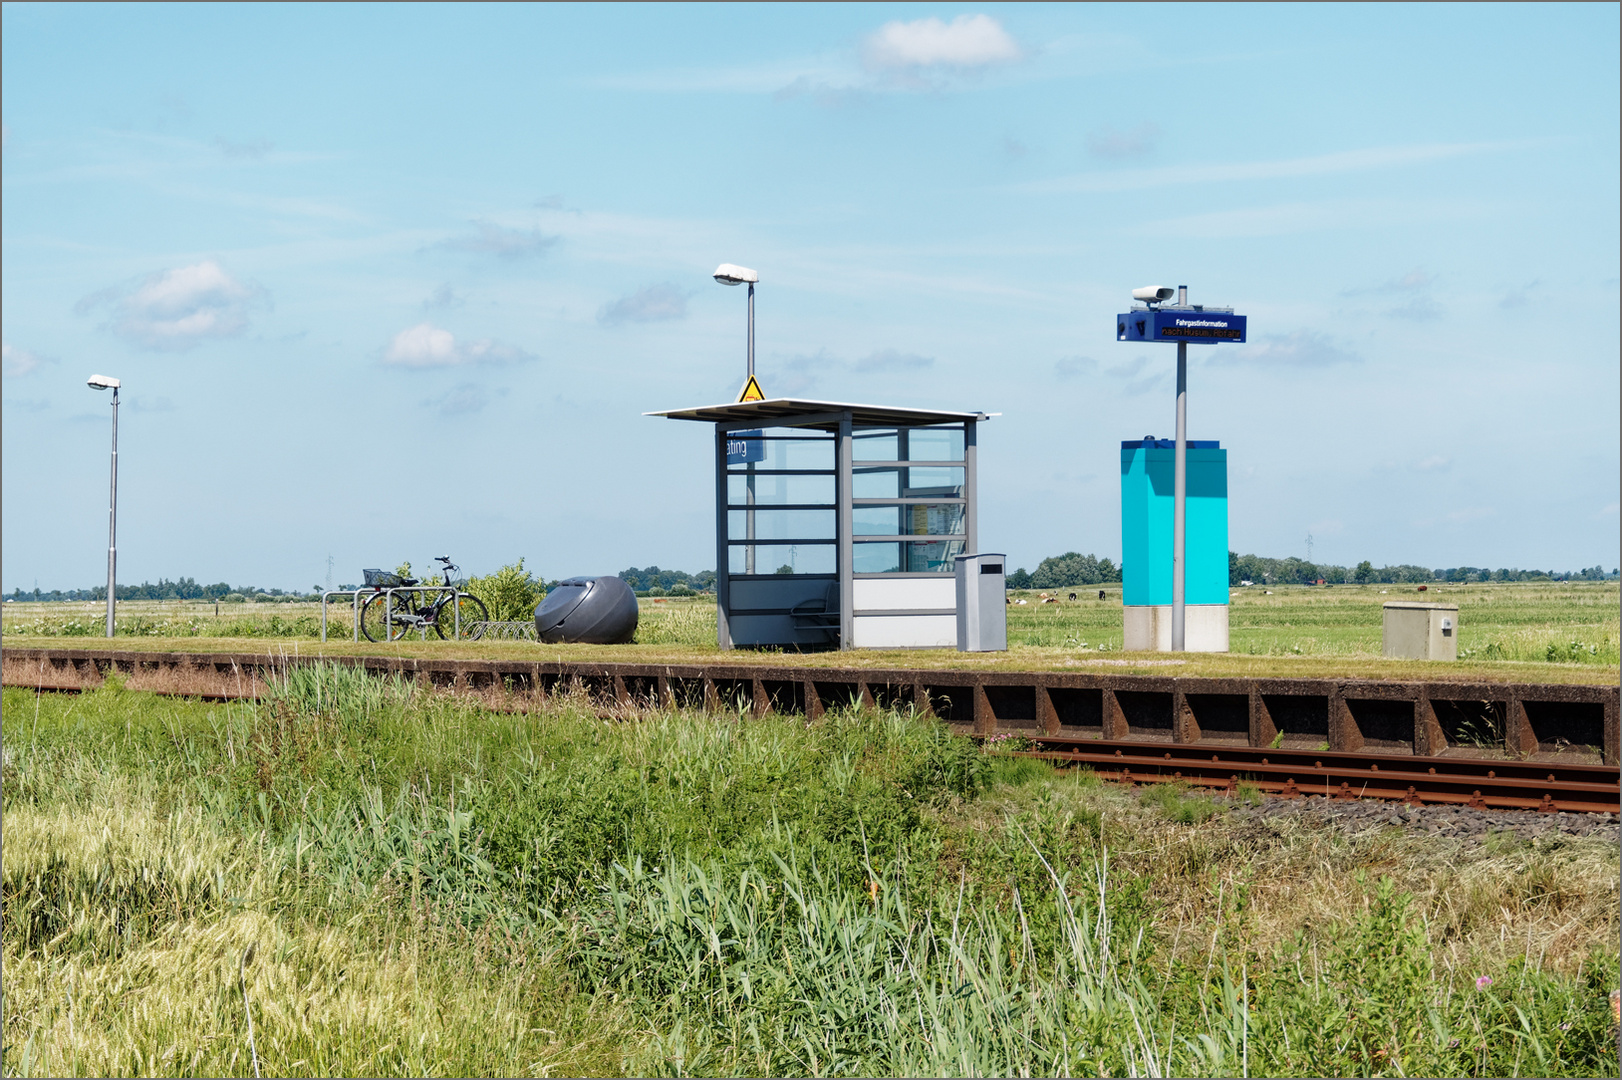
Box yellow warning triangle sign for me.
[737,374,766,402]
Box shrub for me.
[464,558,544,622]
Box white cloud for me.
[1020,141,1530,195]
[1,342,49,377]
[775,347,935,392]
[1224,331,1359,368]
[864,14,1021,70]
[1412,455,1452,472]
[1087,123,1159,160]
[211,136,273,159]
[422,284,466,310]
[386,323,458,367]
[435,222,559,259]
[77,261,263,351]
[1386,296,1443,321]
[853,348,932,372]
[426,382,493,416]
[1054,356,1098,381]
[1103,356,1166,396]
[598,283,689,326]
[1343,268,1435,296]
[382,323,533,368]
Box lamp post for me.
[87,374,121,637]
[713,263,758,380]
[714,263,761,573]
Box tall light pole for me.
[713,263,759,384]
[87,374,121,637]
[714,263,761,573]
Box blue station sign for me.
[726,429,765,465]
[1117,310,1246,344]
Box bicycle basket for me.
[363,569,405,588]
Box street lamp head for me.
[713,263,758,286]
[87,374,121,390]
[1132,286,1175,305]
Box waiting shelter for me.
[647,398,991,649]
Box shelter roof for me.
[646,397,993,430]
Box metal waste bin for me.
[1382,602,1458,661]
[956,553,1007,652]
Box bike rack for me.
[324,585,463,642]
[320,590,360,643]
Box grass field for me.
[3,581,1617,685]
[3,667,1617,1077]
[3,668,1622,1070]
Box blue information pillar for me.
[1120,438,1229,651]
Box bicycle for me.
[359,556,489,642]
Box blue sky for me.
[3,2,1618,592]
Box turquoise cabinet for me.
[1120,439,1228,607]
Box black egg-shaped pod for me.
[534,575,638,644]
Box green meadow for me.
[4,580,1617,685]
[2,665,1616,1077]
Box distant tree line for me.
[11,556,1615,605]
[7,577,323,603]
[1005,553,1122,590]
[1228,553,1618,586]
[613,566,718,596]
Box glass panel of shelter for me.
[726,429,836,576]
[849,425,967,575]
[725,423,968,577]
[728,543,836,575]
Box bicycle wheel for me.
[434,593,489,640]
[360,592,413,642]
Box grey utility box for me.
[1382,602,1458,661]
[956,553,1007,652]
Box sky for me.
[3,2,1618,593]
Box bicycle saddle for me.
[401,577,419,586]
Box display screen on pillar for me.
[1116,310,1246,343]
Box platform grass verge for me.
[3,674,1616,1076]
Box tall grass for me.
[3,670,1617,1077]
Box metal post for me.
[715,426,732,649]
[964,420,978,557]
[836,413,854,650]
[105,387,119,638]
[745,462,756,575]
[744,281,757,575]
[1172,339,1187,652]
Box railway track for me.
[1010,734,1619,815]
[5,645,1617,813]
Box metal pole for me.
[745,465,756,574]
[744,281,757,573]
[715,426,732,649]
[106,387,119,638]
[964,420,978,556]
[1172,339,1187,651]
[836,413,853,650]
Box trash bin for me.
[1382,602,1458,661]
[535,576,639,644]
[956,553,1007,652]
